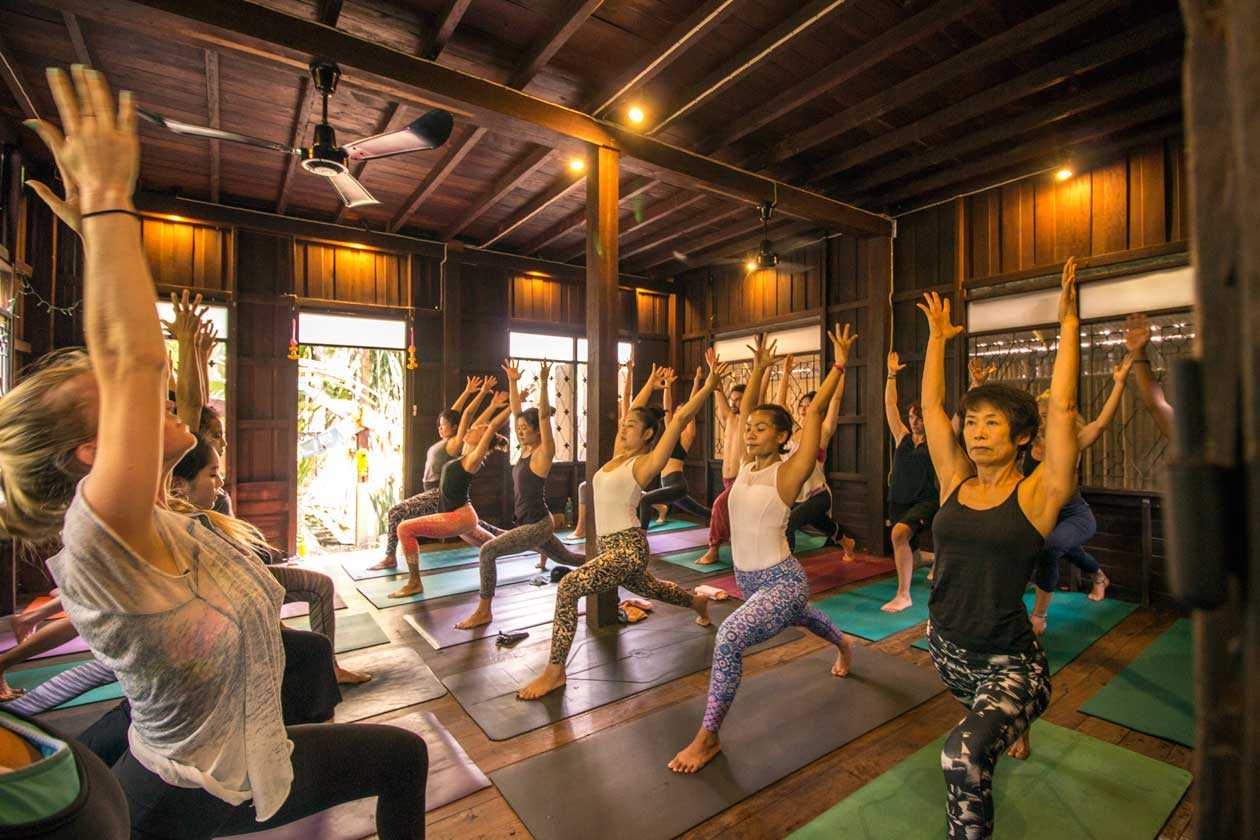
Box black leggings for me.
[640,471,689,530]
[787,489,840,551]
[114,722,428,839]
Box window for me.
[0,256,13,397]
[509,331,631,463]
[159,300,230,425]
[969,311,1194,491]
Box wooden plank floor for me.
[32,531,1197,839]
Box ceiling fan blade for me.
[343,109,455,161]
[325,170,379,208]
[138,108,297,154]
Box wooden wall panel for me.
[509,274,583,324]
[636,290,669,336]
[140,217,230,291]
[294,240,407,305]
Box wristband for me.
[833,363,845,372]
[80,208,141,222]
[1133,357,1151,365]
[886,374,897,380]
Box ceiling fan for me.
[138,61,454,209]
[674,201,810,272]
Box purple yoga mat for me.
[0,625,91,660]
[278,591,347,619]
[221,711,490,840]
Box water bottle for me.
[564,497,574,527]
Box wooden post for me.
[584,143,620,628]
[441,252,461,407]
[862,235,892,550]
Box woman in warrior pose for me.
[919,258,1081,839]
[388,392,511,598]
[641,367,711,527]
[780,362,852,556]
[7,66,427,837]
[369,376,493,571]
[668,326,857,774]
[455,360,582,628]
[517,352,728,700]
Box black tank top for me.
[513,457,550,524]
[889,435,936,504]
[928,479,1045,654]
[439,459,474,513]
[671,438,687,461]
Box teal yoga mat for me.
[557,518,698,544]
[1079,618,1194,746]
[283,611,390,654]
[655,531,829,574]
[342,543,507,581]
[356,555,553,608]
[812,567,932,641]
[790,720,1190,839]
[8,660,123,710]
[911,592,1137,674]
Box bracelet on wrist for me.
[80,208,141,222]
[833,362,845,372]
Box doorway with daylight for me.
[295,311,406,558]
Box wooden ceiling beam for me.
[560,190,705,261]
[839,61,1182,198]
[204,49,220,203]
[650,219,816,273]
[442,145,554,238]
[61,12,96,65]
[634,216,796,272]
[518,174,654,254]
[808,12,1183,183]
[388,124,486,232]
[481,174,583,248]
[619,204,746,262]
[0,32,40,119]
[507,0,605,90]
[758,0,1116,168]
[425,0,473,60]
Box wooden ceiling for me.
[0,0,1184,276]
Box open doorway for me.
[296,312,406,557]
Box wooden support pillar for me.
[584,143,620,629]
[441,253,461,406]
[861,235,893,550]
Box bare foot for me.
[455,605,493,630]
[832,635,852,677]
[1089,570,1110,601]
[388,579,424,599]
[0,677,25,702]
[10,611,38,644]
[695,547,720,566]
[536,555,549,570]
[880,594,912,613]
[367,557,398,571]
[692,593,712,626]
[517,664,567,700]
[668,728,722,774]
[335,666,372,685]
[1007,732,1031,760]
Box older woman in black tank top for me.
[916,258,1082,840]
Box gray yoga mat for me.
[278,590,347,619]
[283,611,390,654]
[222,710,490,840]
[491,645,943,840]
[444,600,804,741]
[333,646,447,722]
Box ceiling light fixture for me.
[627,105,645,125]
[1055,167,1073,182]
[568,158,586,173]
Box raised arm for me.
[952,357,997,435]
[739,334,777,423]
[1078,354,1134,449]
[162,290,207,432]
[1027,258,1082,530]
[448,378,493,454]
[532,361,556,475]
[451,376,481,412]
[501,359,526,418]
[916,292,971,500]
[779,325,856,504]
[820,366,845,440]
[630,363,662,410]
[1124,313,1174,438]
[634,351,727,486]
[774,353,795,409]
[463,403,512,471]
[193,318,217,406]
[619,361,633,419]
[884,351,909,445]
[660,367,678,421]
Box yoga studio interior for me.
[0,0,1257,838]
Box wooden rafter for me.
[204,49,220,203]
[654,219,816,273]
[443,145,554,239]
[0,32,40,119]
[560,190,705,261]
[809,12,1183,183]
[388,124,486,232]
[518,175,655,254]
[634,215,786,272]
[61,11,95,65]
[507,0,605,90]
[619,204,746,262]
[481,173,582,248]
[425,0,472,60]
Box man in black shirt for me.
[883,351,939,612]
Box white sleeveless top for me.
[729,459,791,572]
[593,455,644,537]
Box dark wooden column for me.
[862,235,892,550]
[584,143,620,628]
[441,252,462,406]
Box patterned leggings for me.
[269,564,337,647]
[708,477,735,547]
[382,487,441,561]
[397,504,493,566]
[548,528,695,665]
[703,557,847,732]
[478,516,580,597]
[928,628,1051,840]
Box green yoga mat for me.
[356,555,553,608]
[1080,618,1194,746]
[812,567,932,641]
[656,531,830,574]
[8,660,123,710]
[912,592,1137,674]
[343,543,504,580]
[790,720,1191,840]
[283,611,390,654]
[557,518,697,545]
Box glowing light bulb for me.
[627,105,645,124]
[745,259,757,272]
[1055,167,1073,181]
[568,158,586,173]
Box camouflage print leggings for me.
[928,628,1051,840]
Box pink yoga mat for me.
[706,552,893,599]
[278,591,347,619]
[0,625,91,660]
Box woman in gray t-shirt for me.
[1,67,427,838]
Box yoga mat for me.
[911,592,1137,674]
[356,556,556,608]
[1080,618,1194,746]
[444,600,804,741]
[657,544,733,573]
[283,612,390,654]
[341,542,532,581]
[812,567,934,641]
[491,645,943,840]
[278,591,347,619]
[789,720,1192,839]
[557,517,698,544]
[6,659,122,710]
[19,595,67,621]
[707,552,894,599]
[222,711,491,840]
[333,646,447,722]
[0,625,91,661]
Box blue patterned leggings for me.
[928,628,1051,840]
[702,557,847,732]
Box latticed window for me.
[713,352,821,461]
[968,311,1194,491]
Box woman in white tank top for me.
[669,325,858,775]
[517,352,729,700]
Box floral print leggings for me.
[702,556,847,732]
[548,527,694,665]
[928,628,1051,840]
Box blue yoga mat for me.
[7,660,123,710]
[557,518,698,545]
[356,555,554,608]
[812,567,932,641]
